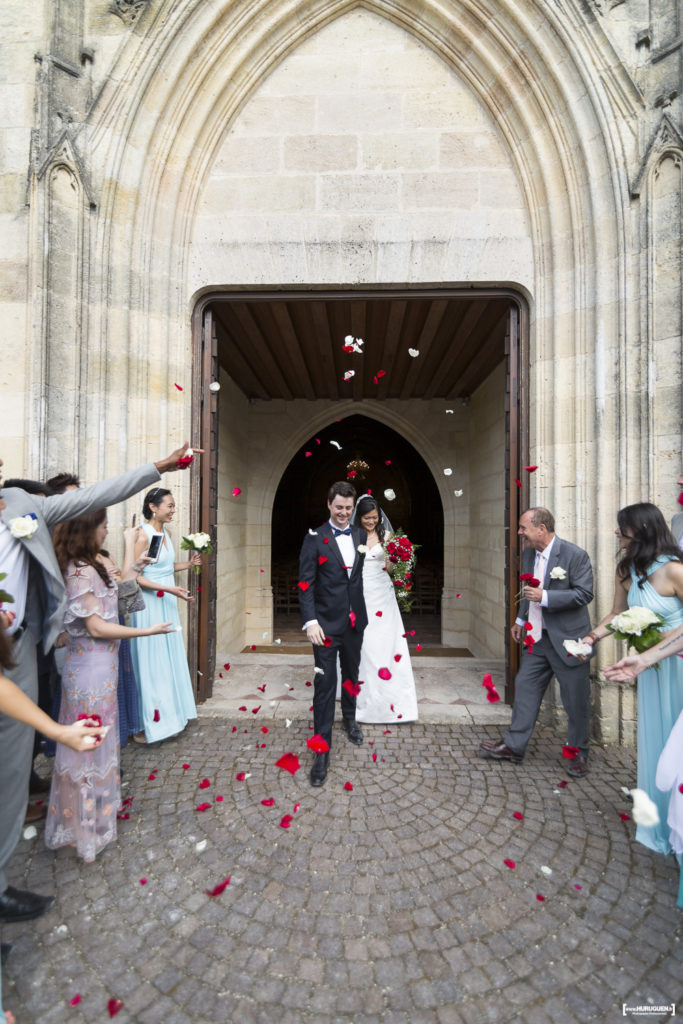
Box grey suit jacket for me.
[672,511,683,550]
[1,463,161,652]
[519,536,594,665]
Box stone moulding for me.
[631,113,683,197]
[110,0,151,25]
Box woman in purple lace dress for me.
[46,510,172,862]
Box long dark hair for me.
[53,509,113,588]
[143,487,172,521]
[616,502,681,587]
[355,495,386,546]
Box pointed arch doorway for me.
[271,413,445,642]
[189,287,528,704]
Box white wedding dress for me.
[354,542,419,723]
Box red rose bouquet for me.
[383,530,419,611]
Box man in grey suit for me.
[0,442,194,923]
[672,471,683,549]
[479,507,594,778]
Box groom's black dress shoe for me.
[565,754,588,779]
[0,886,55,923]
[479,740,524,765]
[310,753,329,787]
[343,720,364,746]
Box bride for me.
[351,494,418,723]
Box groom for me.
[299,481,368,786]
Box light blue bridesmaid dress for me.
[129,523,197,742]
[629,557,683,870]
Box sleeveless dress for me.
[45,563,121,862]
[628,556,683,858]
[354,541,418,723]
[129,523,197,742]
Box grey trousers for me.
[0,629,38,893]
[505,633,591,757]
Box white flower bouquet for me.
[180,531,213,573]
[607,606,666,660]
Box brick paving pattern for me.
[4,720,682,1023]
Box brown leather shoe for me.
[479,740,524,764]
[24,803,47,824]
[566,754,588,778]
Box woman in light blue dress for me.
[582,504,683,902]
[129,488,201,743]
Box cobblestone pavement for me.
[4,718,682,1024]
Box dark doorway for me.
[271,413,444,640]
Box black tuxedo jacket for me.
[298,522,368,637]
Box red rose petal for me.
[139,878,147,885]
[280,814,293,829]
[562,745,580,760]
[195,802,212,812]
[307,734,330,754]
[323,537,329,544]
[504,859,516,869]
[148,773,156,781]
[261,726,269,733]
[375,611,383,617]
[416,644,423,651]
[305,681,312,687]
[323,637,333,647]
[231,726,237,732]
[679,784,683,794]
[305,451,312,457]
[275,752,301,775]
[342,679,362,697]
[536,894,546,902]
[251,706,261,714]
[224,663,230,670]
[236,772,248,781]
[557,780,568,789]
[513,812,524,820]
[524,465,538,473]
[176,455,194,468]
[261,798,275,807]
[619,812,630,821]
[515,477,522,487]
[69,994,83,1006]
[293,803,301,814]
[156,590,164,598]
[383,729,391,734]
[344,782,353,791]
[486,690,501,704]
[298,580,310,591]
[378,667,392,680]
[250,644,256,650]
[349,610,356,628]
[108,998,124,1018]
[216,795,223,802]
[257,684,266,693]
[199,778,211,789]
[394,654,402,662]
[318,556,328,565]
[238,705,247,711]
[372,752,377,762]
[574,884,582,890]
[232,487,242,496]
[173,383,183,391]
[385,460,391,465]
[153,709,160,722]
[205,877,231,897]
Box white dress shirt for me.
[516,536,556,630]
[0,519,29,634]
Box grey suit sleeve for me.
[545,548,593,611]
[41,463,162,527]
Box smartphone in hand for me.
[146,534,163,563]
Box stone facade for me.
[0,0,681,744]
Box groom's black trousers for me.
[312,624,364,746]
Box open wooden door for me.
[189,304,219,702]
[504,301,528,703]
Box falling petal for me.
[286,719,292,728]
[343,370,355,381]
[372,752,377,762]
[342,680,362,697]
[416,644,423,652]
[209,381,221,392]
[173,383,183,391]
[318,556,328,565]
[323,637,333,647]
[205,877,231,897]
[314,667,324,675]
[257,684,266,693]
[261,726,269,734]
[252,706,261,714]
[275,752,301,775]
[298,580,310,591]
[445,409,454,414]
[524,465,538,473]
[238,705,247,711]
[408,348,419,357]
[443,468,453,476]
[383,489,396,501]
[232,487,242,497]
[378,667,392,680]
[394,654,402,662]
[515,478,522,487]
[562,745,580,760]
[573,884,582,890]
[305,451,312,457]
[153,709,160,722]
[223,663,230,670]
[375,611,383,617]
[454,490,463,497]
[307,734,330,754]
[330,440,342,450]
[383,730,392,735]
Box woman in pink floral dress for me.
[46,510,172,862]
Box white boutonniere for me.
[357,544,368,555]
[9,514,39,540]
[549,566,567,580]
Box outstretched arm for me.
[0,673,109,751]
[604,624,683,680]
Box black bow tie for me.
[331,527,352,536]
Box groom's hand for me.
[306,623,326,645]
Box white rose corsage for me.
[357,544,368,555]
[549,566,567,580]
[9,514,39,540]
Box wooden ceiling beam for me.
[264,301,317,400]
[213,307,272,400]
[422,301,490,400]
[228,301,294,400]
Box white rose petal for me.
[629,788,660,827]
[308,529,318,536]
[443,468,453,476]
[408,348,420,357]
[344,334,354,344]
[540,865,552,876]
[195,840,208,852]
[209,381,221,392]
[330,441,342,450]
[23,825,38,841]
[445,409,454,414]
[343,370,355,381]
[454,490,463,497]
[269,700,276,707]
[384,489,396,501]
[274,638,281,644]
[314,667,324,675]
[286,719,292,728]
[563,638,592,658]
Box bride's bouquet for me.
[383,531,419,611]
[606,606,666,668]
[180,532,213,574]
